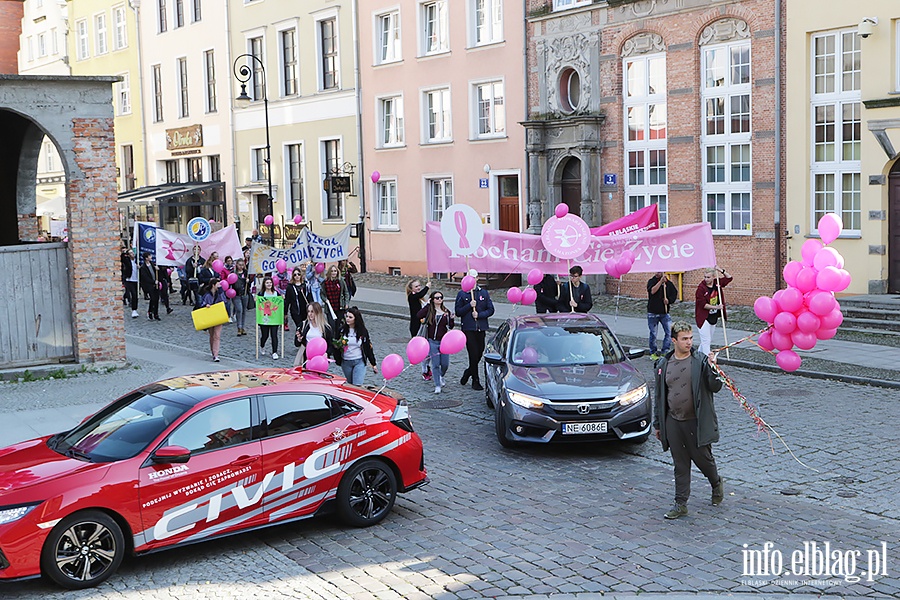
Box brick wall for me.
[0,2,23,74]
[17,212,39,240]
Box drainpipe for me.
[128,0,149,189]
[523,0,531,233]
[774,0,783,293]
[351,0,366,272]
[224,0,238,233]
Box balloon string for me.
[614,277,621,325]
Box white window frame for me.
[896,20,900,92]
[284,141,305,220]
[94,12,108,56]
[76,19,89,60]
[700,39,752,235]
[470,0,503,47]
[422,86,452,143]
[204,49,217,113]
[376,9,401,65]
[177,56,189,118]
[157,0,167,33]
[116,72,131,116]
[174,0,184,28]
[26,37,34,62]
[624,52,668,227]
[315,11,340,91]
[243,32,266,101]
[277,24,299,97]
[552,0,590,11]
[36,33,46,58]
[192,0,201,22]
[419,0,449,56]
[377,94,405,148]
[51,27,58,55]
[375,179,399,230]
[113,5,128,50]
[425,176,453,222]
[252,146,268,182]
[810,29,861,234]
[320,137,345,222]
[470,78,506,139]
[151,63,163,122]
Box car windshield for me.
[510,325,625,366]
[53,390,190,463]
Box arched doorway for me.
[889,161,900,293]
[560,157,581,217]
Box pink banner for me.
[590,204,659,237]
[426,221,716,275]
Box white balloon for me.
[468,269,478,278]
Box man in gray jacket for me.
[652,320,725,519]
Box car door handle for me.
[232,455,259,467]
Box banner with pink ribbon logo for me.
[589,204,660,237]
[425,221,716,275]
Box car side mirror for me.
[151,445,191,464]
[626,348,646,360]
[483,352,504,366]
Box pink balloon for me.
[166,268,173,275]
[757,330,775,351]
[816,327,838,340]
[521,288,537,305]
[771,331,794,351]
[221,269,230,278]
[406,336,430,365]
[817,213,843,245]
[605,259,619,277]
[815,266,842,292]
[776,350,802,372]
[795,267,818,293]
[293,214,304,224]
[371,170,381,184]
[225,288,237,299]
[813,247,840,271]
[526,268,543,286]
[783,261,803,287]
[801,239,823,267]
[620,249,635,265]
[307,337,328,358]
[461,275,477,293]
[439,329,467,354]
[219,280,230,291]
[807,290,836,316]
[227,273,238,285]
[307,355,330,373]
[315,262,325,274]
[836,269,852,292]
[754,296,778,323]
[380,353,404,380]
[819,308,844,329]
[616,256,633,275]
[507,287,523,304]
[773,311,797,334]
[264,215,274,226]
[772,289,786,311]
[791,330,817,350]
[554,203,569,219]
[211,259,224,273]
[521,347,539,363]
[779,287,804,313]
[275,259,287,274]
[796,311,821,334]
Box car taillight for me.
[390,400,414,432]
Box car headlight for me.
[616,384,648,406]
[507,391,545,410]
[0,503,41,526]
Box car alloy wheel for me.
[337,459,397,527]
[41,510,125,589]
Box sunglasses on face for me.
[434,296,443,300]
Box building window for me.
[281,29,298,96]
[174,0,184,28]
[208,155,220,181]
[424,87,451,142]
[811,30,861,233]
[375,180,398,229]
[116,72,131,116]
[51,27,58,55]
[323,139,343,220]
[187,157,202,182]
[204,50,216,113]
[473,0,502,46]
[192,0,201,22]
[122,145,135,191]
[76,20,89,60]
[377,11,401,64]
[474,80,505,137]
[113,6,127,50]
[320,19,338,90]
[428,178,453,221]
[152,64,163,122]
[287,144,304,219]
[249,36,265,100]
[253,148,268,182]
[379,96,404,147]
[37,33,46,58]
[177,57,189,117]
[158,0,167,33]
[701,39,752,234]
[558,68,581,114]
[95,13,108,55]
[421,1,449,55]
[552,0,590,10]
[624,53,667,226]
[26,37,33,62]
[165,160,179,183]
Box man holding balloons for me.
[455,273,495,391]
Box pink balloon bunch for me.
[605,250,635,279]
[211,259,225,273]
[753,213,850,372]
[307,337,328,359]
[275,259,287,274]
[507,286,537,306]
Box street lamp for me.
[233,53,275,248]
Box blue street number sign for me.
[603,173,617,186]
[479,178,489,188]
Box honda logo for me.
[577,403,591,415]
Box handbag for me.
[247,294,256,310]
[191,301,229,331]
[416,322,428,338]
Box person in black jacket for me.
[185,245,204,306]
[197,251,217,287]
[335,308,378,385]
[406,278,432,381]
[534,274,559,314]
[454,283,494,391]
[233,258,250,336]
[285,267,310,331]
[157,265,174,315]
[121,248,139,317]
[647,272,678,359]
[139,253,160,321]
[557,265,592,313]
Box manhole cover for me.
[767,388,813,397]
[836,491,857,498]
[832,476,856,485]
[780,488,801,495]
[417,399,463,409]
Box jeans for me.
[233,294,247,329]
[428,339,449,380]
[224,297,234,319]
[341,357,367,385]
[699,321,715,356]
[647,312,673,354]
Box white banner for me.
[151,225,244,266]
[248,225,352,274]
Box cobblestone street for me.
[1,305,897,598]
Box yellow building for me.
[67,0,146,211]
[786,3,900,294]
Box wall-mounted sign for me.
[330,176,351,193]
[479,178,489,188]
[258,223,282,239]
[283,223,304,240]
[603,173,617,186]
[166,124,203,151]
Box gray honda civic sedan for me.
[483,313,650,448]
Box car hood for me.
[0,437,108,496]
[505,362,646,400]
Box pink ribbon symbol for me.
[455,211,469,250]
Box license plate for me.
[561,421,608,435]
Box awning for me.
[117,182,225,204]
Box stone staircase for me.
[838,295,900,340]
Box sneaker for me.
[131,310,138,318]
[423,371,432,381]
[283,323,289,331]
[440,376,446,388]
[434,386,441,394]
[711,477,725,506]
[664,504,688,520]
[213,356,220,362]
[272,352,279,360]
[167,308,174,314]
[650,353,661,361]
[229,317,234,323]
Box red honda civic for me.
[0,369,427,589]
